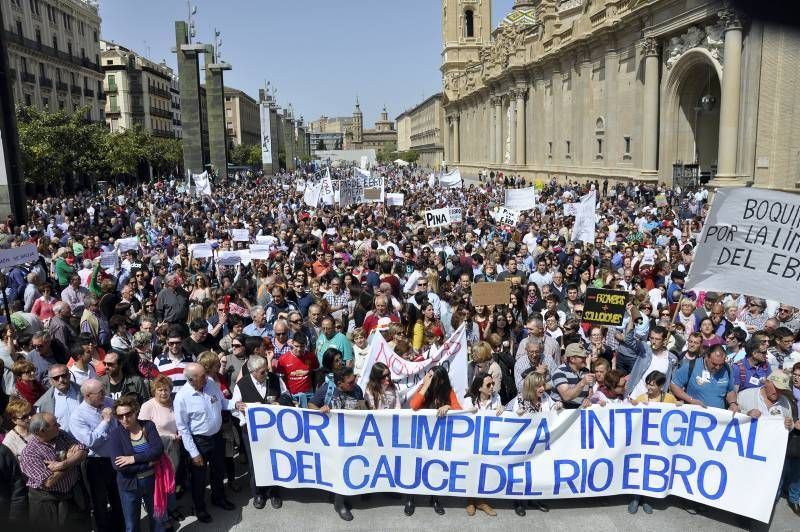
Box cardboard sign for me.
[116,237,139,253]
[99,252,118,271]
[655,193,668,208]
[471,281,512,307]
[231,229,250,242]
[217,251,242,266]
[424,208,452,228]
[641,248,656,266]
[582,287,627,326]
[504,187,537,211]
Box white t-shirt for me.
[69,363,97,386]
[630,352,670,399]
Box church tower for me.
[352,97,363,144]
[441,0,492,87]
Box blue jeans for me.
[785,457,800,504]
[119,475,165,532]
[293,392,314,407]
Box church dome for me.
[502,1,538,26]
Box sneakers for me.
[628,498,640,514]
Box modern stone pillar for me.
[488,96,496,165]
[452,115,460,164]
[715,7,744,181]
[173,21,206,175]
[204,44,231,180]
[515,87,526,166]
[494,96,503,164]
[641,38,660,179]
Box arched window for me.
[464,10,474,38]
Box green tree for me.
[245,144,262,167]
[105,126,149,177]
[16,106,87,186]
[147,136,183,177]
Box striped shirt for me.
[130,433,152,455]
[155,354,194,394]
[19,431,86,494]
[550,363,590,409]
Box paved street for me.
[167,472,797,532]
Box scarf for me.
[153,452,175,518]
[16,379,45,405]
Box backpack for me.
[494,349,517,405]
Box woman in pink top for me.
[30,283,56,322]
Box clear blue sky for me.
[100,0,516,125]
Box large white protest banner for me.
[260,102,272,166]
[231,229,250,242]
[686,187,800,305]
[504,187,537,211]
[192,171,212,196]
[386,193,404,207]
[424,208,453,228]
[571,190,597,244]
[321,170,335,205]
[0,244,38,269]
[303,183,322,208]
[563,203,578,217]
[339,176,364,207]
[246,404,786,522]
[439,168,462,188]
[357,324,467,406]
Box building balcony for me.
[21,72,35,84]
[39,77,53,89]
[172,118,182,126]
[148,86,171,99]
[105,83,118,93]
[56,81,68,92]
[171,101,181,109]
[84,88,94,97]
[70,85,82,96]
[152,128,173,138]
[4,31,103,74]
[150,107,171,119]
[131,105,145,115]
[106,106,120,115]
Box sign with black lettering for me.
[686,188,800,306]
[582,287,627,326]
[425,208,452,228]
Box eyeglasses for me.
[105,362,117,367]
[232,343,243,348]
[574,310,583,314]
[32,343,44,349]
[274,332,288,337]
[779,308,792,313]
[290,319,302,324]
[167,341,181,346]
[417,282,427,287]
[17,413,32,420]
[50,373,69,381]
[116,411,135,419]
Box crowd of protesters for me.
[0,163,798,529]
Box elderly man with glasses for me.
[35,364,83,428]
[69,379,125,532]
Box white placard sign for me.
[249,244,271,260]
[116,237,139,253]
[504,187,537,211]
[641,248,656,266]
[563,203,579,217]
[231,229,250,242]
[189,243,213,259]
[303,183,322,208]
[246,402,787,523]
[0,245,38,269]
[217,251,242,266]
[439,168,462,188]
[686,187,800,305]
[99,252,118,271]
[386,193,404,206]
[449,207,463,223]
[571,191,597,244]
[493,207,521,227]
[424,208,452,228]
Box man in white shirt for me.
[738,371,794,424]
[528,257,553,290]
[68,343,96,385]
[174,363,242,523]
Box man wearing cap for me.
[737,372,793,430]
[550,343,594,409]
[666,270,685,306]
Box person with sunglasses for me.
[2,398,35,457]
[108,395,167,532]
[155,327,194,396]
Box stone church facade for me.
[441,0,800,190]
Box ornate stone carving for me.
[640,37,659,58]
[480,23,532,80]
[664,23,727,70]
[719,4,743,31]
